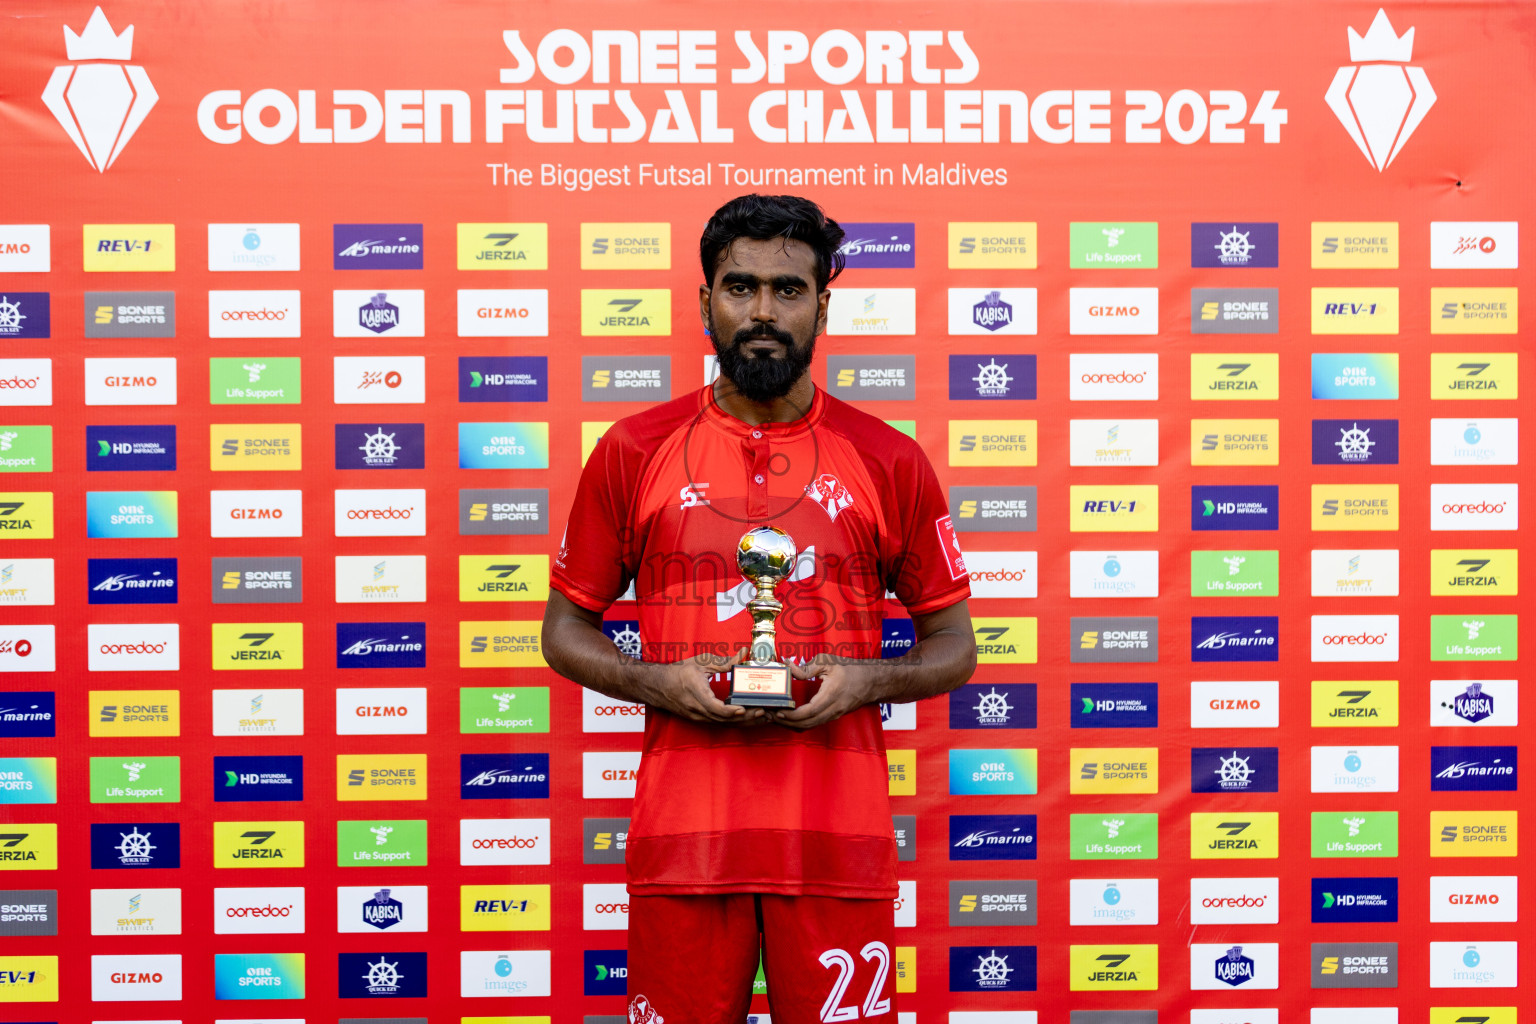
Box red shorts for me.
[626,892,898,1024]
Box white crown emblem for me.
[1324,8,1436,172]
[41,7,158,172]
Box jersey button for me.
[754,474,765,484]
[752,430,762,439]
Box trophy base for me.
[728,664,796,708]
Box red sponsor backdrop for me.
[0,0,1532,1019]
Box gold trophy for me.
[727,526,797,708]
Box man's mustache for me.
[732,324,795,347]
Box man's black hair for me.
[699,194,846,293]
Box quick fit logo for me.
[1192,485,1279,531]
[1191,617,1279,662]
[336,623,426,669]
[949,683,1037,730]
[1312,420,1399,464]
[334,224,423,270]
[1191,748,1279,793]
[87,558,177,605]
[334,424,425,471]
[89,822,179,869]
[949,355,1036,400]
[837,223,916,268]
[950,945,1038,992]
[1191,222,1279,267]
[0,294,50,339]
[459,356,548,403]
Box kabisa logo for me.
[1214,946,1256,987]
[41,7,158,172]
[336,623,426,669]
[87,557,177,604]
[362,888,404,930]
[460,752,550,799]
[1325,9,1436,171]
[1434,679,1506,725]
[333,224,424,270]
[949,682,1037,730]
[359,293,399,333]
[974,292,1013,331]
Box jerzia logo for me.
[42,7,158,172]
[1325,9,1436,171]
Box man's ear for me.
[698,282,712,333]
[814,288,830,337]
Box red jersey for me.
[552,384,970,898]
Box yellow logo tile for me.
[83,224,176,272]
[948,222,1038,269]
[210,424,302,470]
[456,223,549,270]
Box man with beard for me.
[544,194,976,1021]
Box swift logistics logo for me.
[1068,419,1158,466]
[1310,549,1400,597]
[335,556,427,604]
[827,288,917,335]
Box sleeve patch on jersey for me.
[937,514,967,580]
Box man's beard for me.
[709,318,817,403]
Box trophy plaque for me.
[727,525,798,708]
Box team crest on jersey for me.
[629,994,664,1024]
[808,474,854,522]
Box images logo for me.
[207,223,301,272]
[1325,9,1435,170]
[42,7,157,171]
[1068,550,1159,597]
[1310,745,1399,793]
[1430,418,1518,466]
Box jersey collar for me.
[699,381,826,439]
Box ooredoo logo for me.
[87,623,178,672]
[582,688,646,734]
[0,358,53,407]
[1070,354,1158,401]
[1310,615,1399,662]
[208,291,301,338]
[335,489,427,538]
[213,886,306,934]
[1189,877,1280,924]
[460,818,550,865]
[964,551,1038,598]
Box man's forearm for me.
[866,626,977,703]
[542,605,664,706]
